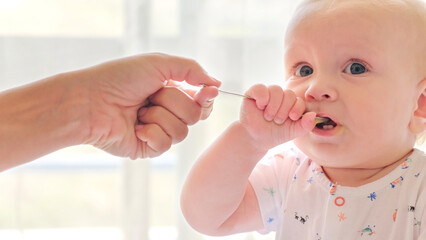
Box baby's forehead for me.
[287,0,426,68]
[292,0,425,25]
[296,0,423,12]
[284,0,426,79]
[286,0,426,48]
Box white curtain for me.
[0,0,301,239]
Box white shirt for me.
[249,146,426,239]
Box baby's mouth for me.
[315,117,338,130]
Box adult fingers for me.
[149,87,201,125]
[193,86,219,120]
[135,124,172,158]
[149,53,222,87]
[138,106,189,144]
[162,83,218,120]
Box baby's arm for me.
[181,84,315,236]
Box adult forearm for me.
[181,122,267,235]
[0,71,90,171]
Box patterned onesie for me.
[249,146,426,239]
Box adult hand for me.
[0,53,220,170]
[136,81,218,157]
[83,53,221,159]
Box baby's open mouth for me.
[315,117,337,130]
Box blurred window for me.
[0,0,309,239]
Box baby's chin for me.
[292,138,356,167]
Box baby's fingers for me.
[288,97,306,121]
[299,112,317,132]
[245,84,269,110]
[274,89,297,124]
[263,85,284,121]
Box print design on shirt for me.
[312,167,324,175]
[295,157,301,166]
[338,212,347,221]
[390,176,404,188]
[408,205,421,228]
[263,187,275,196]
[335,196,345,206]
[393,209,397,222]
[288,148,301,165]
[262,185,276,226]
[329,183,336,195]
[294,212,309,224]
[414,217,421,227]
[359,225,376,236]
[315,233,322,240]
[401,157,412,169]
[367,192,377,201]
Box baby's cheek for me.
[357,117,395,140]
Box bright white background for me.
[0,0,298,239]
[1,0,424,240]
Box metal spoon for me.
[207,86,328,124]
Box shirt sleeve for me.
[249,147,300,234]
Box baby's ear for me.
[409,78,426,134]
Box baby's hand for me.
[240,84,316,149]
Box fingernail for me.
[201,99,214,108]
[274,117,284,125]
[211,77,222,87]
[289,111,298,120]
[265,113,274,121]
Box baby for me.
[180,0,426,239]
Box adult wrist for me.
[50,71,92,147]
[0,71,91,170]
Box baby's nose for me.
[304,81,338,102]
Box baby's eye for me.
[344,62,367,75]
[295,65,314,77]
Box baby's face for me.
[285,1,423,168]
